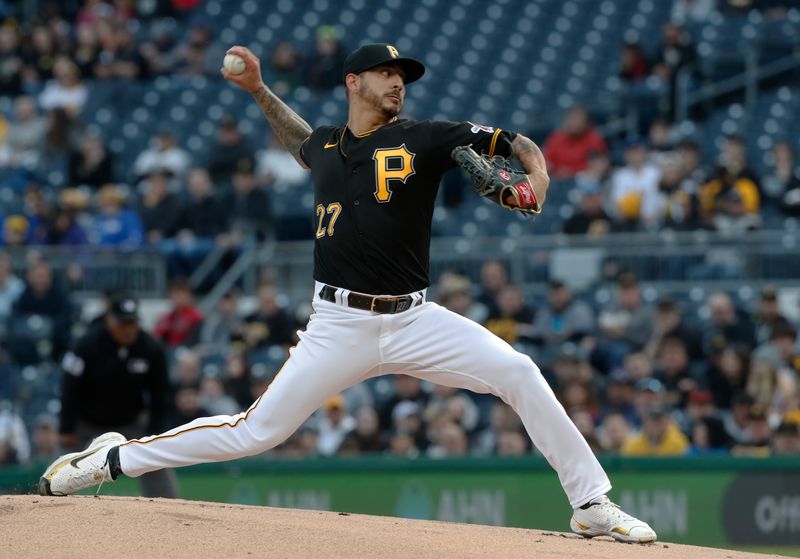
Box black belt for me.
[319,285,419,314]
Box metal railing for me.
[199,229,800,308]
[7,247,167,297]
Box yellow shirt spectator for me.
[621,409,689,456]
[699,174,760,216]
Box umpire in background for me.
[59,293,178,498]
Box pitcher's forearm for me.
[251,84,312,168]
[512,134,549,208]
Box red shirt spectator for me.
[154,279,203,347]
[543,106,607,178]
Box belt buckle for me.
[370,297,378,313]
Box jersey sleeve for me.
[428,120,517,172]
[299,125,339,169]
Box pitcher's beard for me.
[362,86,402,118]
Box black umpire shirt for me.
[59,325,169,435]
[300,118,516,295]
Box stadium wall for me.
[3,456,800,549]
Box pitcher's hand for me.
[221,46,264,94]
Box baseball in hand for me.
[223,53,246,75]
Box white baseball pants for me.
[119,282,611,508]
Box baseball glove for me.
[452,145,541,215]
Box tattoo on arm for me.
[252,85,313,168]
[511,134,549,207]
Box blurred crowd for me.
[1,0,799,465]
[1,256,799,465]
[0,0,797,283]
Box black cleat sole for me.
[38,477,54,496]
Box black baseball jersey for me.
[300,118,516,295]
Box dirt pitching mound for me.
[0,495,782,558]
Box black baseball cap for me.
[342,43,425,84]
[110,293,139,322]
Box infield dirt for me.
[0,494,786,558]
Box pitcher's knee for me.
[497,353,543,393]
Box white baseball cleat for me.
[570,495,657,543]
[38,432,127,496]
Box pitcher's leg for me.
[120,304,381,477]
[387,303,610,508]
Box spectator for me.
[562,176,613,236]
[59,293,177,496]
[600,369,639,426]
[316,394,356,456]
[137,170,181,245]
[531,280,595,348]
[342,406,383,453]
[671,0,716,24]
[30,413,61,463]
[610,137,661,229]
[73,22,100,78]
[154,278,203,348]
[712,189,761,234]
[651,22,696,119]
[496,429,529,456]
[763,142,800,215]
[731,406,772,457]
[718,134,761,189]
[654,336,701,408]
[11,258,72,361]
[723,392,755,444]
[227,160,272,243]
[676,139,708,193]
[388,430,419,458]
[0,401,30,464]
[222,350,253,410]
[772,422,800,455]
[436,274,488,324]
[483,284,535,344]
[197,291,241,354]
[654,152,701,230]
[39,57,87,116]
[473,402,524,456]
[43,197,90,246]
[67,132,114,187]
[6,95,47,169]
[171,385,209,426]
[267,41,304,97]
[633,378,666,427]
[93,184,145,248]
[689,416,734,454]
[93,24,146,80]
[543,106,607,178]
[2,215,30,247]
[570,408,603,452]
[427,421,468,458]
[703,292,756,355]
[619,42,648,83]
[378,375,429,431]
[243,283,296,348]
[0,251,24,319]
[596,274,656,368]
[621,404,689,456]
[305,25,346,90]
[598,412,633,454]
[423,385,479,435]
[198,376,239,416]
[206,116,255,186]
[644,298,704,360]
[753,286,791,345]
[0,24,24,95]
[166,167,230,277]
[476,260,508,316]
[171,20,224,77]
[132,129,191,180]
[255,133,310,190]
